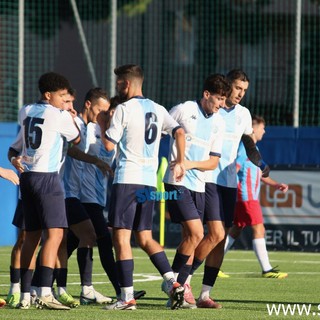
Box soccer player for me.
[9,72,80,310]
[190,69,270,309]
[100,64,186,310]
[62,87,116,304]
[223,115,288,278]
[162,74,230,308]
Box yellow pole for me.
[157,157,168,247]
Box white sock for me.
[185,275,192,285]
[9,282,20,295]
[252,238,272,272]
[121,286,134,302]
[30,286,39,297]
[39,287,52,297]
[224,234,235,255]
[199,284,212,301]
[57,287,66,296]
[21,292,30,303]
[162,271,176,292]
[82,285,94,296]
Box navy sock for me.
[20,268,33,293]
[150,251,172,275]
[202,265,219,287]
[54,268,67,288]
[39,266,54,288]
[116,259,133,288]
[171,251,190,273]
[10,266,20,283]
[177,264,192,285]
[191,257,203,274]
[77,247,93,286]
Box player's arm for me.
[261,176,288,193]
[241,134,270,177]
[67,146,113,176]
[184,154,220,171]
[0,167,19,185]
[172,126,186,182]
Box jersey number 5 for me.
[23,116,44,149]
[145,112,158,144]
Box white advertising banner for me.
[261,170,320,225]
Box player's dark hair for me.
[203,74,232,97]
[109,95,122,110]
[38,72,71,94]
[226,69,250,83]
[252,114,266,126]
[114,64,144,81]
[84,87,109,105]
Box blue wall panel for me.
[0,123,19,245]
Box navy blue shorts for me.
[82,202,109,238]
[20,172,68,231]
[108,184,156,231]
[164,184,204,224]
[12,199,25,230]
[66,197,90,226]
[204,183,237,228]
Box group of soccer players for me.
[1,64,288,311]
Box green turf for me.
[0,246,319,319]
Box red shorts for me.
[233,200,263,228]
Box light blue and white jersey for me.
[206,104,252,188]
[163,100,224,192]
[81,122,115,206]
[63,116,87,199]
[106,97,180,188]
[18,101,79,172]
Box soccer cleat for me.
[183,284,196,305]
[196,297,222,309]
[133,290,146,300]
[6,292,20,308]
[35,294,71,310]
[169,282,185,310]
[80,288,113,305]
[57,292,80,308]
[17,299,30,310]
[0,298,6,308]
[104,299,136,310]
[218,270,230,278]
[262,267,288,279]
[166,298,197,309]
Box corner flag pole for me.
[157,157,168,247]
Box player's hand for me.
[171,162,186,182]
[277,183,288,193]
[11,156,25,174]
[96,111,109,129]
[95,159,114,177]
[0,167,19,185]
[68,108,77,118]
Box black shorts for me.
[82,202,109,238]
[20,172,68,231]
[164,184,204,224]
[12,199,25,230]
[204,183,237,228]
[108,184,155,231]
[66,197,90,226]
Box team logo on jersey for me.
[191,115,197,120]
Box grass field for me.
[0,246,319,319]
